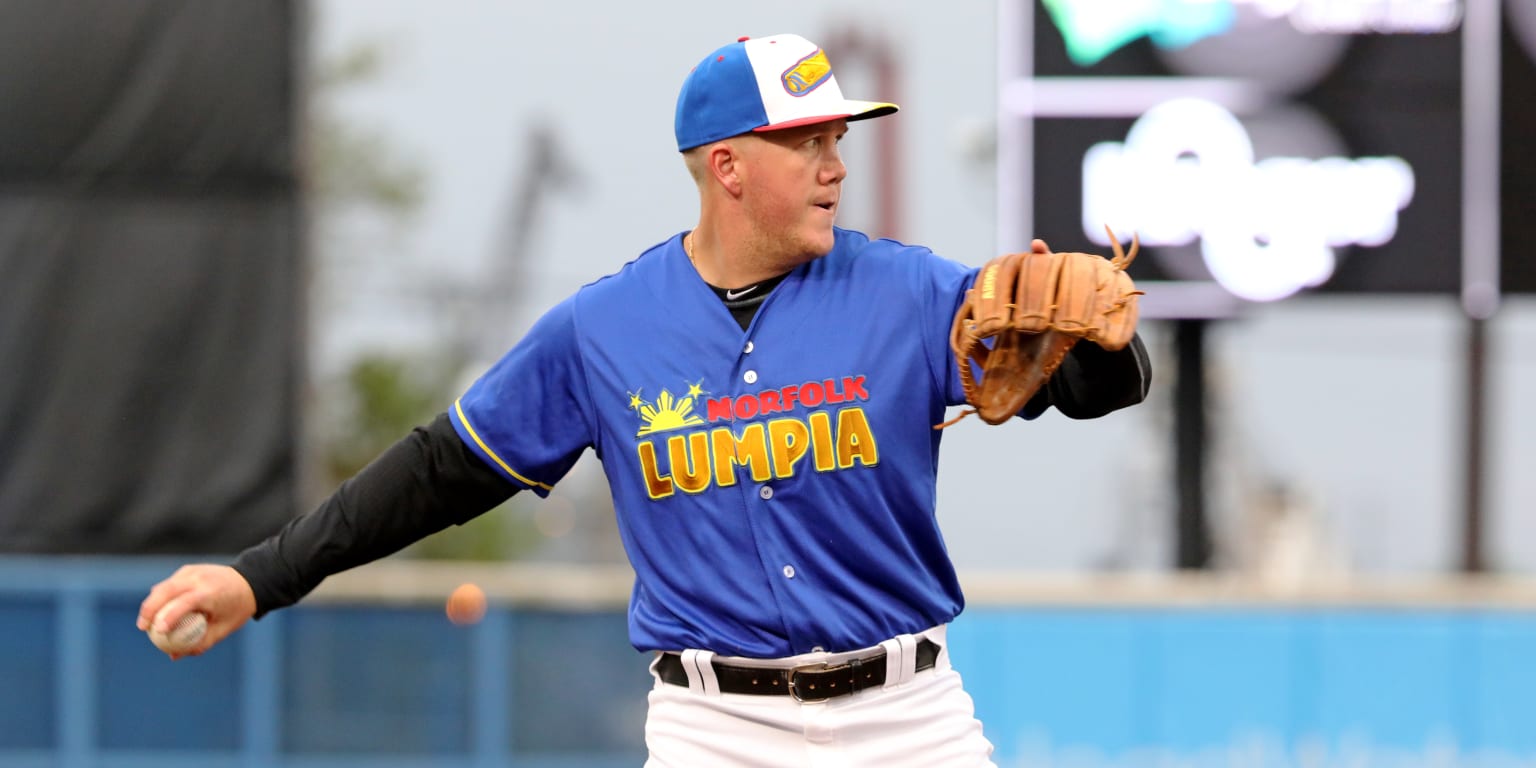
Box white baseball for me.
[148,606,208,654]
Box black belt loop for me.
[654,637,941,702]
[848,656,865,694]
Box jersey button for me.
[758,486,773,500]
[743,341,754,354]
[782,565,796,579]
[743,370,758,384]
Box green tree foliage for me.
[307,42,536,561]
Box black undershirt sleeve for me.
[230,412,517,618]
[1020,332,1152,420]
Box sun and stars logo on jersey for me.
[630,381,708,436]
[627,375,878,499]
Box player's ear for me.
[710,141,743,196]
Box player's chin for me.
[803,223,836,256]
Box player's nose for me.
[822,149,846,185]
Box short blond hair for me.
[682,146,709,185]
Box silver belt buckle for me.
[787,661,850,702]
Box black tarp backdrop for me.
[0,0,302,553]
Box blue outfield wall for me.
[950,607,1536,766]
[3,557,1536,767]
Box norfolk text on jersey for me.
[631,375,876,498]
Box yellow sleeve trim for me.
[453,399,554,491]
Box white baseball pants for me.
[643,626,996,767]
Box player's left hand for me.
[940,228,1142,427]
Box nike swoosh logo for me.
[725,286,758,300]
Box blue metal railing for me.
[0,557,647,767]
[7,557,1536,767]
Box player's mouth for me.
[814,201,836,213]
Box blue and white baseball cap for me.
[675,34,899,151]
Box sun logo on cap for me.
[629,380,708,436]
[781,49,833,96]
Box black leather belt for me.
[655,638,940,702]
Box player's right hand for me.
[137,564,257,660]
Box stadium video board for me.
[1503,4,1536,296]
[999,0,1531,318]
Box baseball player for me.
[139,33,1151,766]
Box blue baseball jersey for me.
[450,227,977,658]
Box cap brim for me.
[751,100,900,133]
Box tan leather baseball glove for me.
[938,228,1143,428]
